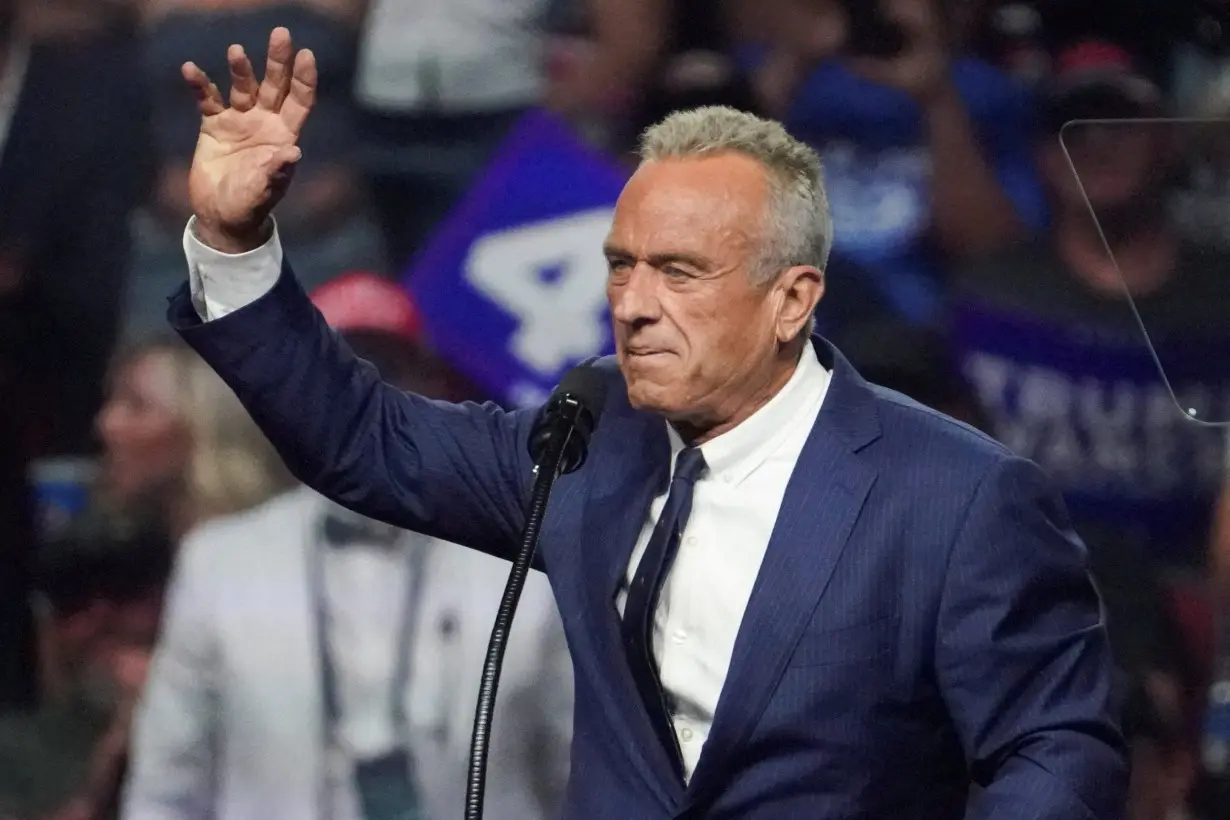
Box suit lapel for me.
[683,342,881,810]
[577,403,684,808]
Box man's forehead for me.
[624,154,769,201]
[611,156,768,239]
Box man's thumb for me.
[273,146,303,169]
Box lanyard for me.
[307,516,427,748]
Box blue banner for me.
[403,110,630,407]
[952,299,1230,562]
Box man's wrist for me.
[193,217,274,255]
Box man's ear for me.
[775,265,824,343]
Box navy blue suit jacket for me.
[169,264,1127,819]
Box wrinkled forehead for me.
[608,156,771,259]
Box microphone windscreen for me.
[527,363,609,473]
[551,363,609,426]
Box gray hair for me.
[638,106,833,285]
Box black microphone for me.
[466,363,607,820]
[527,363,609,476]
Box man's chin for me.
[620,352,686,402]
[624,379,682,416]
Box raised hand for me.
[182,27,317,253]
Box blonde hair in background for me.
[177,346,295,522]
[114,335,295,527]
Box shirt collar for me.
[666,341,831,488]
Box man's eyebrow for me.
[648,252,713,271]
[601,245,713,271]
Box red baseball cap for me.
[309,272,423,345]
[1043,40,1162,132]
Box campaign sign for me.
[953,298,1230,563]
[403,109,630,407]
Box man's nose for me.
[609,264,661,325]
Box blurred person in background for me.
[0,0,148,456]
[747,0,1046,326]
[19,334,298,820]
[542,0,765,154]
[975,0,1178,89]
[91,333,295,544]
[125,274,572,820]
[953,40,1230,573]
[998,0,1230,253]
[0,525,172,820]
[978,1,1230,247]
[953,40,1230,805]
[22,331,297,820]
[354,0,547,271]
[123,0,382,340]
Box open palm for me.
[183,27,317,245]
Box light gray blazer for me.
[123,488,572,820]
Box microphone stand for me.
[464,410,581,820]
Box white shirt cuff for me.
[183,216,285,321]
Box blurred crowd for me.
[3,0,1230,818]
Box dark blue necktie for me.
[621,446,707,776]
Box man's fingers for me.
[227,45,260,111]
[279,48,317,136]
[182,62,225,116]
[257,27,294,111]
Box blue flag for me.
[403,110,630,407]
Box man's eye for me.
[663,266,690,278]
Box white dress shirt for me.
[182,220,831,781]
[615,347,829,779]
[322,521,416,760]
[318,509,418,820]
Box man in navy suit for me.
[165,28,1127,819]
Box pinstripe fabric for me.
[171,262,1128,820]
